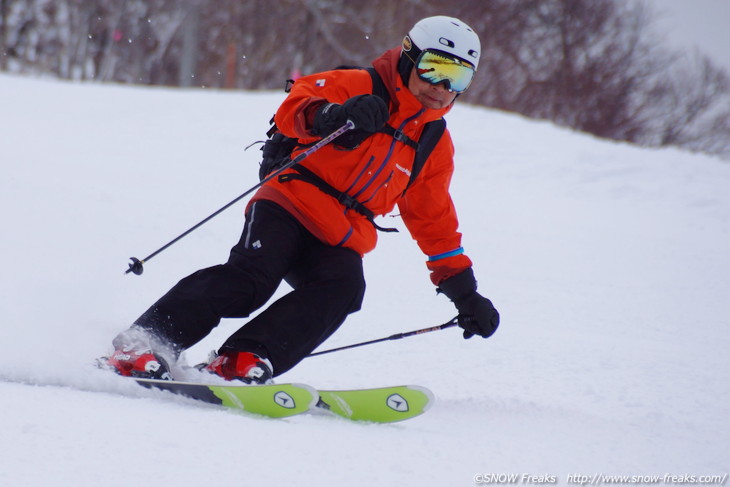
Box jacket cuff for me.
[292,98,327,138]
[437,268,477,301]
[426,252,473,286]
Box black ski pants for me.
[129,200,366,376]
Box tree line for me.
[2,0,729,159]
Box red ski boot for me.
[203,351,274,384]
[104,348,172,380]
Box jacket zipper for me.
[352,109,425,200]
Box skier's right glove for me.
[438,268,500,339]
[312,94,389,136]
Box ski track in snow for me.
[1,74,728,486]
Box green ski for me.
[317,385,434,423]
[134,378,318,418]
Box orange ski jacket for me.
[251,47,472,285]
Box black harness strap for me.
[379,125,420,151]
[279,166,399,233]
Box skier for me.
[105,16,500,383]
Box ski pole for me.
[306,316,459,358]
[125,120,356,275]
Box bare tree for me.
[644,53,730,154]
[0,0,8,71]
[2,0,728,158]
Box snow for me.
[1,73,729,486]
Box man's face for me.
[408,68,459,109]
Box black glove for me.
[313,94,389,136]
[438,268,500,339]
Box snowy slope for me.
[1,74,728,486]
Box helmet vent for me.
[468,49,479,59]
[439,37,455,48]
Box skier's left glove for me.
[438,268,500,339]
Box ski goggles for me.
[414,49,476,93]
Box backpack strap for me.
[379,125,420,151]
[405,118,446,192]
[279,166,399,233]
[364,66,390,106]
[337,66,390,106]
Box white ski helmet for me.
[404,16,481,69]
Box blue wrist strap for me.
[428,247,464,262]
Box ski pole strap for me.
[306,316,459,357]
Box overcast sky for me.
[644,0,730,71]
